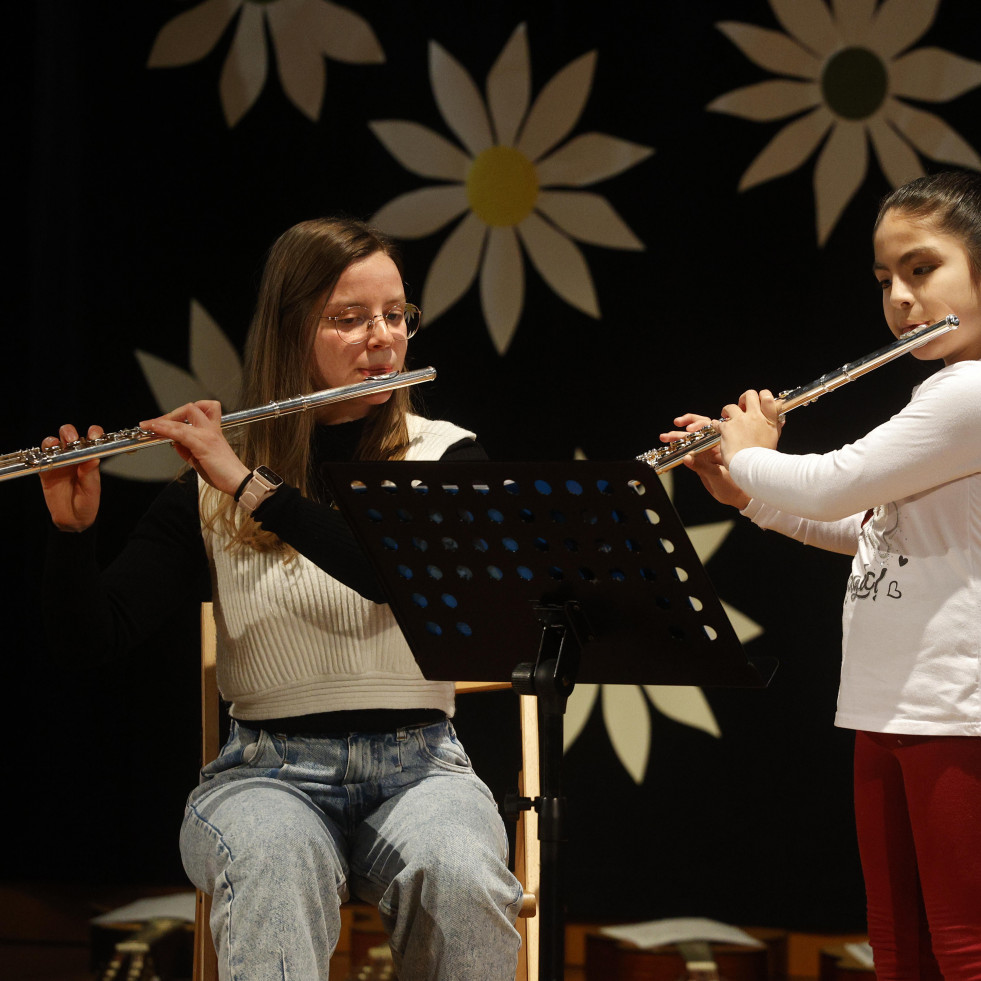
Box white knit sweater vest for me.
[201,415,474,720]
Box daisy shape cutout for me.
[103,300,243,482]
[563,458,763,784]
[148,0,385,127]
[370,23,654,355]
[709,0,981,244]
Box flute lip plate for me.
[898,316,958,340]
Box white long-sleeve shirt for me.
[732,360,981,736]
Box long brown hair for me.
[204,217,416,551]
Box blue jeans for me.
[180,719,523,980]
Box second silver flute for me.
[0,366,436,482]
[638,316,959,473]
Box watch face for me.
[255,465,283,486]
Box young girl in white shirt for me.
[663,170,981,981]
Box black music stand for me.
[325,460,776,981]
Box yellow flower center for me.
[466,146,539,227]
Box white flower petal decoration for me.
[481,228,525,353]
[815,120,870,244]
[707,80,820,123]
[715,22,821,80]
[101,345,205,482]
[487,23,531,147]
[188,300,243,410]
[831,0,877,45]
[518,213,599,318]
[771,0,838,54]
[314,1,385,63]
[422,213,487,323]
[536,191,644,250]
[134,350,213,420]
[369,121,472,181]
[891,48,981,102]
[888,102,981,170]
[535,133,655,187]
[644,685,722,739]
[148,0,385,127]
[564,683,599,751]
[147,0,238,67]
[102,301,243,483]
[516,52,596,162]
[686,520,735,567]
[873,0,939,56]
[267,3,329,122]
[721,601,764,646]
[220,3,268,127]
[602,684,652,785]
[709,0,981,244]
[371,186,470,239]
[430,42,494,156]
[371,22,652,354]
[738,107,832,191]
[867,117,923,188]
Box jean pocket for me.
[204,724,277,777]
[412,722,474,773]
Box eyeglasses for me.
[321,303,421,345]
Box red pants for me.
[853,731,981,980]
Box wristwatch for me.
[235,465,283,514]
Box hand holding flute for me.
[658,388,784,510]
[40,423,105,532]
[39,399,250,532]
[139,399,250,495]
[715,388,784,464]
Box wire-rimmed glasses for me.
[321,303,421,345]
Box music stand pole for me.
[511,599,592,979]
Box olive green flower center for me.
[821,47,888,120]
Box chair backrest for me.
[195,603,539,981]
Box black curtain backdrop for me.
[7,0,980,934]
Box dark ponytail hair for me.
[875,171,981,284]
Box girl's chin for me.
[316,392,392,424]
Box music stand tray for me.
[325,459,776,980]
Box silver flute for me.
[638,316,959,473]
[0,366,436,482]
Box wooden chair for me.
[194,603,540,981]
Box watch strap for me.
[236,466,283,514]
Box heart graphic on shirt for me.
[898,556,909,566]
[887,581,902,598]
